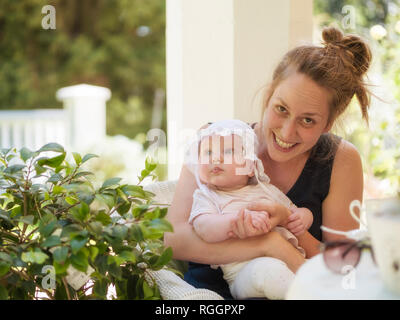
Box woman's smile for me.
[272,132,299,153]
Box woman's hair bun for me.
[322,26,344,44]
[322,26,371,77]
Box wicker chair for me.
[143,180,224,300]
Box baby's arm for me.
[193,209,271,242]
[286,207,313,236]
[192,213,240,242]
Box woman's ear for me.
[323,120,333,133]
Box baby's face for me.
[198,134,253,191]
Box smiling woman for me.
[164,26,372,299]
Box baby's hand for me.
[286,207,313,236]
[247,210,271,233]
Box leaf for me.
[95,194,115,210]
[93,279,108,297]
[37,153,66,168]
[48,173,63,183]
[94,211,112,226]
[89,246,99,261]
[37,143,65,153]
[81,153,99,164]
[146,218,173,233]
[142,280,154,299]
[18,215,35,225]
[122,185,146,198]
[129,224,144,242]
[65,196,79,205]
[70,236,88,254]
[34,164,46,175]
[145,157,157,171]
[89,221,103,235]
[70,250,89,272]
[112,225,128,240]
[41,235,61,248]
[101,177,122,189]
[39,220,57,238]
[0,252,13,264]
[21,250,49,264]
[71,202,90,222]
[74,171,94,179]
[0,261,11,277]
[140,169,150,179]
[53,246,69,264]
[4,164,25,175]
[20,147,35,162]
[153,247,173,269]
[72,152,82,166]
[0,285,9,300]
[52,185,66,195]
[119,251,136,263]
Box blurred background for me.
[0,0,399,197]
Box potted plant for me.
[0,143,175,300]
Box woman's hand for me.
[247,200,291,229]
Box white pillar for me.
[56,84,111,152]
[166,0,313,179]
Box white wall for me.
[166,0,313,179]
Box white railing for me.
[0,109,66,151]
[0,84,111,152]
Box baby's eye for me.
[224,148,233,155]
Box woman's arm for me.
[321,140,363,241]
[163,165,305,272]
[296,140,364,257]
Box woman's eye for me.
[276,105,287,113]
[302,118,314,125]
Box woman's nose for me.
[280,120,297,141]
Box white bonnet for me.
[184,119,271,190]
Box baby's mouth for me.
[211,167,224,174]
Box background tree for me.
[0,0,166,140]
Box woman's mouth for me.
[273,133,298,152]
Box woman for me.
[164,27,372,299]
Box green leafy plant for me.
[0,143,175,300]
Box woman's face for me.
[262,72,332,163]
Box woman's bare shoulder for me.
[333,139,362,169]
[330,138,363,188]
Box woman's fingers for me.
[247,201,291,226]
[233,208,247,239]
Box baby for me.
[186,119,313,299]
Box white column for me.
[56,84,111,152]
[166,0,313,179]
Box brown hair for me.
[263,26,372,125]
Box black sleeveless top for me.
[184,130,340,299]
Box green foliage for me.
[0,143,175,300]
[314,0,400,195]
[0,0,166,139]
